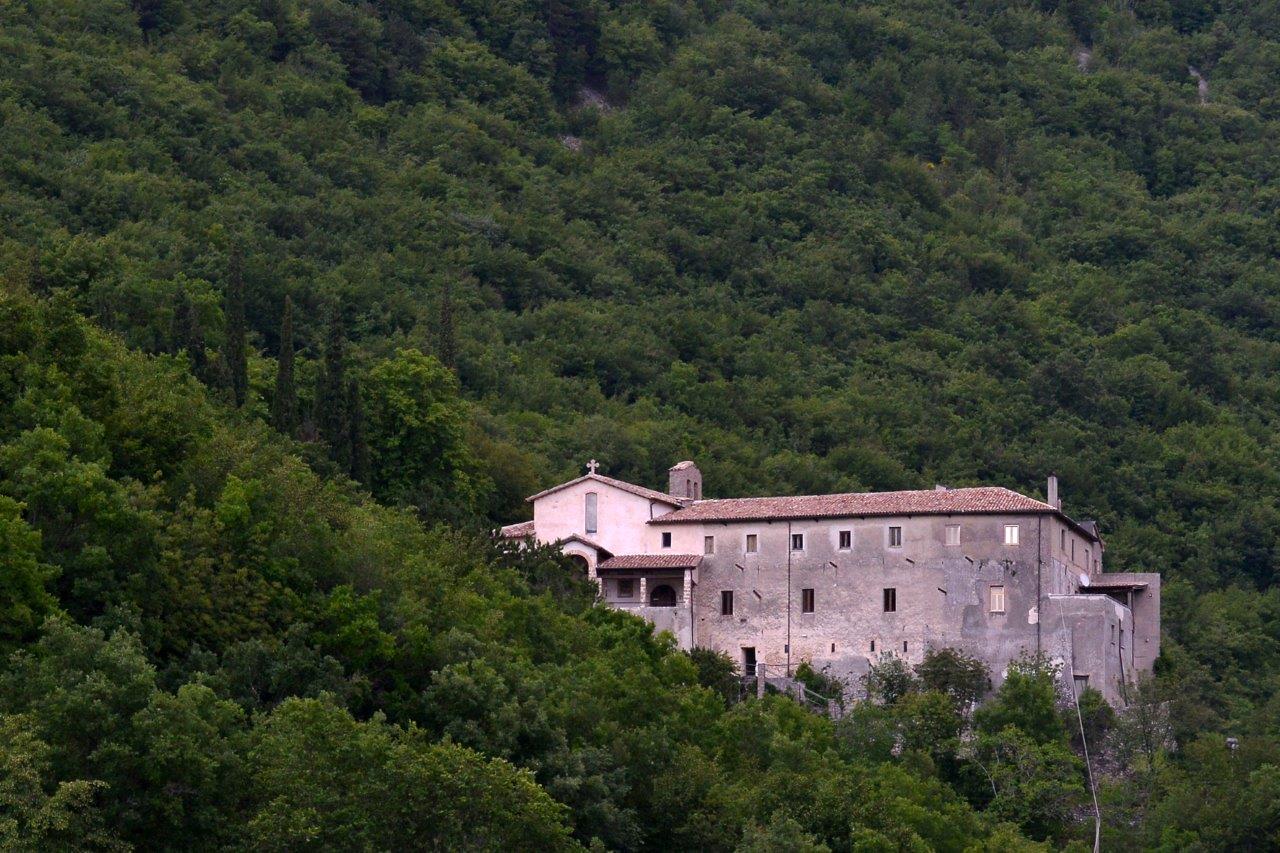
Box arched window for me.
[649,584,677,607]
[567,554,589,576]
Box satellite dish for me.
[1078,573,1090,587]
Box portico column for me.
[682,569,692,606]
[639,576,648,605]
[588,559,601,598]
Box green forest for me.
[2,0,1280,847]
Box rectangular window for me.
[661,531,672,548]
[870,640,876,652]
[1071,539,1075,561]
[883,588,897,612]
[704,535,715,555]
[1074,674,1089,695]
[721,590,734,616]
[1061,529,1067,552]
[745,534,758,553]
[791,533,804,551]
[1085,548,1090,567]
[989,585,1006,614]
[945,524,960,546]
[888,526,902,548]
[618,579,634,598]
[903,641,908,653]
[1004,524,1020,546]
[838,530,852,550]
[801,588,815,613]
[585,492,598,534]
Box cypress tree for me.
[318,305,350,470]
[224,247,248,407]
[272,295,297,435]
[172,290,208,382]
[348,377,369,483]
[437,278,456,370]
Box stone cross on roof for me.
[587,459,599,475]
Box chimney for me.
[1047,474,1060,510]
[669,460,702,500]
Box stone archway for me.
[567,554,589,577]
[649,584,677,607]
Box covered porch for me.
[596,554,701,649]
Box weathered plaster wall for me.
[533,479,675,555]
[662,511,1140,704]
[1043,594,1134,704]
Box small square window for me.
[838,530,852,550]
[704,535,715,555]
[888,526,902,548]
[618,579,634,598]
[661,532,672,548]
[989,585,1006,614]
[1004,524,1020,546]
[720,590,734,616]
[801,588,815,613]
[883,588,897,612]
[745,534,758,553]
[791,533,804,551]
[945,524,960,546]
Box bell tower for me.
[668,460,702,500]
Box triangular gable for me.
[526,473,683,506]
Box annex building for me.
[501,461,1160,706]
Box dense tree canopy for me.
[2,0,1280,846]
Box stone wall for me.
[666,512,1142,704]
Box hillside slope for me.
[3,0,1280,846]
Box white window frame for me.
[791,533,804,551]
[989,585,1006,614]
[838,530,852,550]
[945,524,960,546]
[1004,524,1020,546]
[888,526,903,548]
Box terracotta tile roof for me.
[597,554,703,571]
[526,473,683,506]
[652,486,1069,525]
[499,520,535,539]
[559,534,611,555]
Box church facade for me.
[501,461,1160,706]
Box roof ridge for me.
[687,485,1037,505]
[526,472,683,505]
